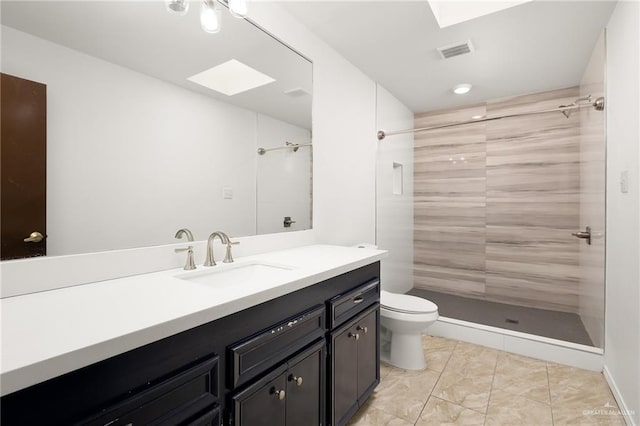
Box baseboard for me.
[429,316,604,371]
[603,366,638,426]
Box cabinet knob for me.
[288,375,303,386]
[357,325,368,334]
[348,332,360,341]
[272,389,286,400]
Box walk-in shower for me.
[376,31,607,349]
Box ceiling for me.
[282,1,616,113]
[1,1,312,129]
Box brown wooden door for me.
[1,73,47,260]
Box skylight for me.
[427,1,533,28]
[187,59,276,96]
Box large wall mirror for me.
[1,1,313,259]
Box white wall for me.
[2,26,310,256]
[256,114,312,234]
[604,1,640,424]
[375,84,414,293]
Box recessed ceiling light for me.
[453,83,472,95]
[471,115,484,119]
[187,59,275,96]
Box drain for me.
[505,318,520,324]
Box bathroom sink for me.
[175,261,295,288]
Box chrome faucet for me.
[174,228,194,242]
[204,231,239,266]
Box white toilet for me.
[380,290,439,370]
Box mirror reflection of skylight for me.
[187,59,276,96]
[427,1,533,28]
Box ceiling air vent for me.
[437,40,474,59]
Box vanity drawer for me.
[79,356,219,426]
[328,279,380,329]
[228,305,325,389]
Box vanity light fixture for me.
[166,0,248,34]
[201,0,221,34]
[453,83,472,95]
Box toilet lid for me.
[380,290,438,314]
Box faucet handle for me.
[175,246,196,270]
[223,240,239,263]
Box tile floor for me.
[349,335,626,426]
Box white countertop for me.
[0,244,386,396]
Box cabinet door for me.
[356,308,379,402]
[286,341,325,426]
[232,367,287,426]
[330,324,359,426]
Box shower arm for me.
[377,96,605,141]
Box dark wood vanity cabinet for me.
[330,306,380,426]
[231,340,325,426]
[0,262,380,426]
[78,356,220,426]
[328,280,380,426]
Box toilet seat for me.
[381,290,438,314]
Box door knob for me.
[288,375,303,386]
[24,231,44,243]
[571,226,591,245]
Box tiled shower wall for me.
[414,87,586,313]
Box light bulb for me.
[229,0,248,18]
[453,83,472,95]
[201,0,221,33]
[166,0,189,16]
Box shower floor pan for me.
[408,288,594,347]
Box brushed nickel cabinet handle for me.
[288,375,303,386]
[272,389,286,400]
[357,325,368,334]
[348,332,360,341]
[353,296,364,304]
